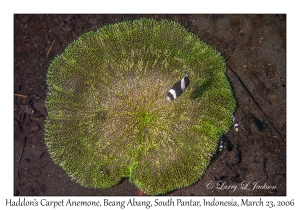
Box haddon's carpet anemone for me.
[45,18,236,195]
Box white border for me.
[1,0,298,209]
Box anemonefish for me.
[166,70,190,101]
[219,138,224,152]
[232,115,240,132]
[100,167,104,175]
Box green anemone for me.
[45,18,236,195]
